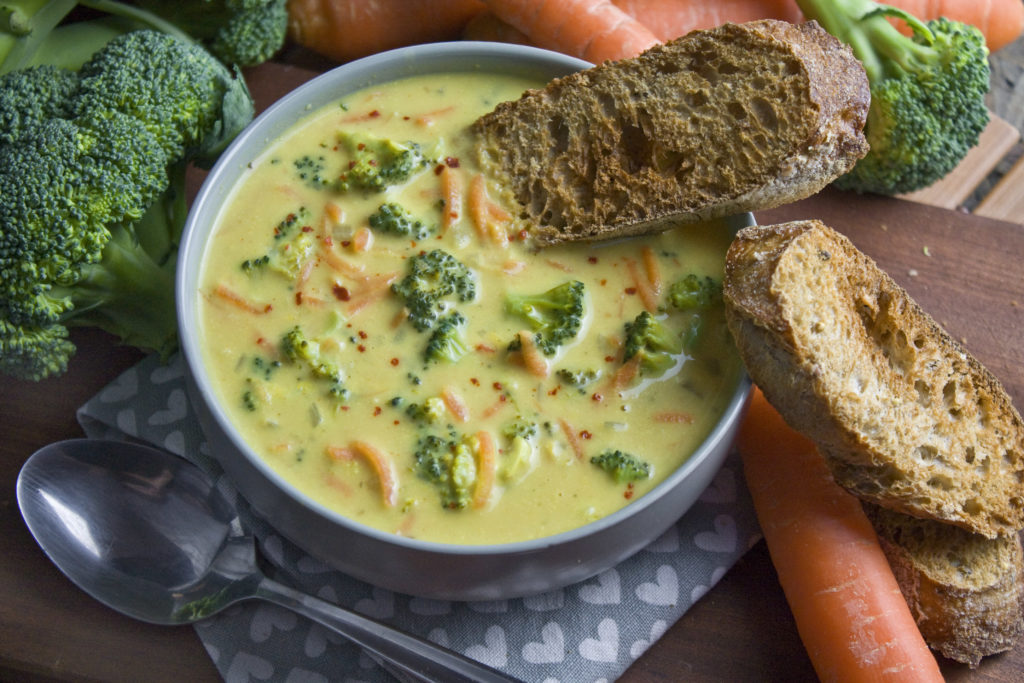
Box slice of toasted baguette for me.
[863,503,1024,667]
[722,220,1024,538]
[472,20,869,246]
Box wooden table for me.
[4,60,1024,683]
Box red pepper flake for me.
[604,356,615,363]
[403,115,411,120]
[588,256,598,264]
[390,358,400,367]
[358,330,368,339]
[517,229,529,241]
[548,386,560,396]
[294,291,303,305]
[434,164,445,175]
[373,406,382,416]
[357,344,366,353]
[624,483,635,500]
[394,420,400,425]
[579,430,592,440]
[625,287,637,295]
[492,382,503,391]
[333,284,351,301]
[470,378,480,386]
[600,278,608,286]
[592,393,604,402]
[445,156,460,168]
[369,110,380,118]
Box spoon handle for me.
[254,576,520,683]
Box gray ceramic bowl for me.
[177,41,754,601]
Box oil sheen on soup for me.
[197,71,743,545]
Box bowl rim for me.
[177,40,753,558]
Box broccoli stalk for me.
[795,0,990,194]
[505,280,586,357]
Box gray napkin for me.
[78,353,762,682]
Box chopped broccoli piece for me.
[240,207,316,279]
[796,0,990,194]
[336,131,429,193]
[414,433,476,509]
[591,449,652,483]
[279,326,348,400]
[368,202,433,241]
[293,154,330,190]
[131,0,288,67]
[555,367,601,389]
[424,311,468,364]
[501,416,538,441]
[406,396,446,425]
[623,311,683,378]
[391,249,476,332]
[500,434,538,484]
[505,280,585,356]
[668,274,722,310]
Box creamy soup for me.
[197,71,743,545]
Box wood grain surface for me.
[3,45,1024,683]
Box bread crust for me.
[473,20,869,246]
[723,220,1024,538]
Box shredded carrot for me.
[328,441,399,508]
[324,200,345,225]
[481,396,510,419]
[350,226,374,253]
[295,257,316,293]
[438,164,461,233]
[414,105,456,127]
[607,354,640,393]
[345,272,399,316]
[213,283,272,314]
[626,257,659,312]
[739,389,943,682]
[469,174,510,246]
[558,418,586,461]
[517,330,549,377]
[640,245,662,294]
[440,386,470,422]
[545,258,573,272]
[322,247,366,277]
[502,259,527,274]
[472,430,499,508]
[653,411,693,424]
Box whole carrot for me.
[614,0,804,40]
[739,388,943,682]
[287,0,486,63]
[481,0,660,63]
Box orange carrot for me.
[287,0,486,63]
[472,430,499,508]
[212,283,272,314]
[439,164,461,233]
[739,388,943,682]
[328,441,399,507]
[614,0,803,41]
[625,257,659,312]
[440,386,471,422]
[462,9,534,43]
[469,174,510,245]
[871,0,1024,52]
[640,245,662,295]
[481,0,660,63]
[558,418,586,460]
[517,330,549,377]
[607,354,640,393]
[350,226,374,253]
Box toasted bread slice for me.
[863,503,1024,667]
[472,20,869,246]
[722,220,1024,538]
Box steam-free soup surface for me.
[198,71,742,544]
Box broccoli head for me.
[424,311,469,364]
[622,311,683,378]
[505,280,585,356]
[591,449,652,484]
[368,202,434,241]
[391,249,476,332]
[74,29,254,165]
[241,207,316,280]
[336,131,429,193]
[279,326,348,400]
[796,0,990,194]
[668,274,722,310]
[0,64,79,144]
[414,433,476,509]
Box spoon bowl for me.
[17,438,518,682]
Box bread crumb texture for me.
[473,20,868,245]
[723,220,1024,538]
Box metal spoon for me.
[16,438,519,683]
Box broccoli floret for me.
[293,154,330,190]
[505,280,585,357]
[623,311,683,379]
[591,449,652,483]
[796,0,990,195]
[668,274,722,310]
[405,397,447,425]
[336,131,429,193]
[368,202,433,241]
[555,367,601,389]
[502,416,539,441]
[424,311,468,364]
[391,249,476,332]
[73,30,253,165]
[240,207,316,279]
[279,326,348,400]
[132,0,288,67]
[0,28,253,380]
[414,433,476,509]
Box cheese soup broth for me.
[197,72,742,544]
